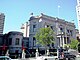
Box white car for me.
[36,56,58,60]
[0,56,11,60]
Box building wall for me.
[21,22,29,37]
[21,13,76,48]
[76,29,80,41]
[0,34,3,46]
[22,37,29,49]
[8,31,23,54]
[0,13,5,34]
[56,18,76,47]
[76,0,80,34]
[29,18,39,48]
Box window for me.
[9,38,12,45]
[58,38,60,46]
[70,30,73,36]
[64,37,66,44]
[60,28,63,32]
[33,37,36,47]
[33,25,36,28]
[67,30,69,33]
[0,38,3,45]
[78,11,79,13]
[33,25,36,32]
[51,26,53,30]
[60,28,62,30]
[67,37,70,44]
[47,25,49,27]
[15,38,19,45]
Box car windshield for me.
[0,58,9,60]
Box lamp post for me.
[58,5,60,18]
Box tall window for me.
[0,38,3,45]
[15,38,19,45]
[51,26,53,30]
[67,30,69,33]
[33,25,36,28]
[60,28,63,32]
[33,25,36,32]
[47,25,49,27]
[70,30,73,36]
[33,37,36,47]
[9,38,12,45]
[67,37,70,44]
[64,37,66,44]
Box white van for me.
[0,56,11,60]
[36,56,58,60]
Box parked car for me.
[0,56,11,60]
[64,52,76,60]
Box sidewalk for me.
[11,57,36,60]
[26,57,36,60]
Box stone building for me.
[0,31,29,58]
[21,13,76,49]
[7,31,23,58]
[76,29,80,42]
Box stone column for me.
[63,36,64,48]
[47,49,49,56]
[36,48,39,57]
[5,50,9,56]
[22,50,26,59]
[60,37,62,47]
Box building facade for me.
[0,31,30,58]
[0,13,5,34]
[7,31,23,58]
[76,0,80,34]
[21,22,29,37]
[21,13,76,49]
[76,29,80,41]
[0,34,9,56]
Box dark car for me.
[64,52,76,60]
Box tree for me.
[35,27,55,47]
[69,39,78,49]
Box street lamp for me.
[58,5,60,18]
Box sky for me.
[0,0,78,33]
